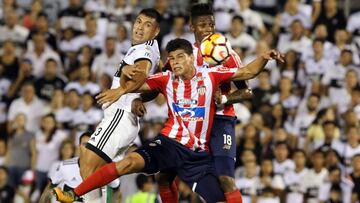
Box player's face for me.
[132,14,160,45]
[168,49,194,77]
[190,15,215,44]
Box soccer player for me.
[39,132,120,203]
[156,4,252,202]
[53,38,283,203]
[78,8,161,186]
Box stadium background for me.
[0,0,360,202]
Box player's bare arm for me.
[96,59,152,105]
[224,88,253,104]
[230,50,284,81]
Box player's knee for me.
[218,176,236,193]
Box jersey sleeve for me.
[48,162,63,185]
[145,71,170,92]
[123,44,154,65]
[209,66,237,85]
[223,49,243,69]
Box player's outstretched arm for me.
[231,50,284,81]
[96,60,152,105]
[39,182,54,203]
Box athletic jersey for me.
[283,168,309,203]
[108,40,160,112]
[48,157,120,203]
[193,43,243,117]
[146,66,236,151]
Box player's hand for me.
[131,98,147,117]
[96,88,124,106]
[262,50,285,63]
[214,88,223,104]
[122,64,141,79]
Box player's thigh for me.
[193,173,226,203]
[87,109,139,162]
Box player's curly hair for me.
[166,38,193,55]
[190,3,213,22]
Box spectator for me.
[0,10,29,47]
[313,0,346,43]
[55,89,80,130]
[235,0,266,36]
[235,160,258,203]
[277,20,312,56]
[273,0,311,35]
[31,113,67,201]
[91,37,124,81]
[143,94,168,122]
[24,32,62,78]
[325,149,345,173]
[125,174,158,203]
[270,76,300,110]
[303,150,329,203]
[72,14,105,54]
[109,0,133,23]
[255,159,285,203]
[225,15,256,54]
[57,0,86,35]
[337,126,360,174]
[316,121,343,154]
[27,12,57,51]
[7,81,47,134]
[6,113,34,188]
[0,64,11,134]
[35,59,66,102]
[349,154,360,202]
[284,149,308,203]
[115,24,132,56]
[65,65,100,96]
[21,0,42,30]
[251,70,276,112]
[0,40,20,81]
[6,59,35,99]
[0,166,15,202]
[237,123,263,164]
[277,50,301,85]
[213,0,238,32]
[272,141,295,176]
[153,0,173,48]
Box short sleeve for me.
[48,162,62,185]
[209,66,237,85]
[123,45,153,65]
[223,50,243,69]
[145,71,170,92]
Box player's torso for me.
[193,44,240,117]
[110,40,160,112]
[161,69,217,151]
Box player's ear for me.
[154,25,160,37]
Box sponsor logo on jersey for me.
[172,103,205,121]
[216,67,230,72]
[176,98,198,106]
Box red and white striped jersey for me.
[193,44,243,117]
[146,66,236,151]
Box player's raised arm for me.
[230,50,284,81]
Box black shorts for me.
[136,135,225,202]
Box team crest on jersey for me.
[197,85,206,95]
[172,103,205,122]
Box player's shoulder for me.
[133,39,159,50]
[148,70,171,79]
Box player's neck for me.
[180,66,196,81]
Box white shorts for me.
[87,107,139,162]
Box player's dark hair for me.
[79,131,92,145]
[136,174,151,190]
[138,8,161,24]
[190,3,213,23]
[166,38,193,55]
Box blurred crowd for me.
[0,0,360,202]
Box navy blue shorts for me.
[210,115,237,177]
[136,135,225,202]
